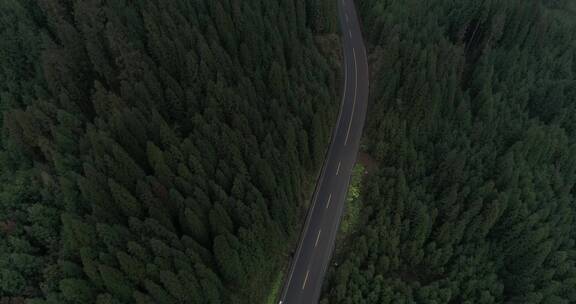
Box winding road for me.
[278,0,369,303]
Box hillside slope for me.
[0,0,338,303]
[322,0,576,303]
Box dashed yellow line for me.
[302,270,310,289]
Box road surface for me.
[278,0,369,303]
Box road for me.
[278,0,369,303]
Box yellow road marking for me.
[302,270,310,289]
[315,230,322,247]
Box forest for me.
[321,0,576,303]
[0,0,338,303]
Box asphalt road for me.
[278,0,369,303]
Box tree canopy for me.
[0,0,338,303]
[322,0,576,303]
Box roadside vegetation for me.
[339,163,365,237]
[321,0,576,303]
[265,270,285,304]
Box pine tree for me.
[213,233,245,283]
[98,265,133,303]
[59,279,95,303]
[108,179,143,219]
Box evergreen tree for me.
[322,0,576,303]
[0,0,340,302]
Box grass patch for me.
[265,270,285,304]
[339,163,365,236]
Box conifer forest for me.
[322,0,576,303]
[0,0,338,303]
[2,0,576,303]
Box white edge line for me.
[317,172,354,296]
[345,48,358,145]
[280,16,350,301]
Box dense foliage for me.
[0,0,338,303]
[322,0,576,303]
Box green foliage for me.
[59,279,95,303]
[0,0,339,303]
[265,270,285,304]
[339,164,365,236]
[322,0,576,303]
